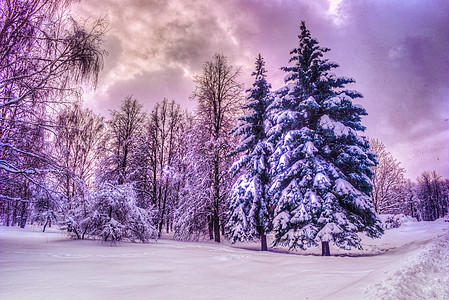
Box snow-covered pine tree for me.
[268,21,383,256]
[227,54,272,251]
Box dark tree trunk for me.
[213,210,220,243]
[212,150,222,243]
[73,228,80,239]
[12,200,18,226]
[82,225,89,240]
[20,201,26,228]
[208,215,214,240]
[321,241,330,256]
[66,174,71,210]
[158,223,162,238]
[158,179,169,237]
[5,201,10,226]
[119,144,128,185]
[260,231,268,251]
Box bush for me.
[64,184,158,243]
[379,214,417,229]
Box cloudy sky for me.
[72,0,449,180]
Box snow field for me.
[365,227,449,299]
[0,219,448,300]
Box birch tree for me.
[0,0,105,214]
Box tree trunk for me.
[213,210,220,243]
[208,215,214,240]
[5,201,10,226]
[66,174,71,210]
[321,241,330,256]
[43,219,48,232]
[20,201,26,228]
[213,151,221,243]
[82,225,89,240]
[158,222,163,238]
[73,228,80,239]
[158,180,169,237]
[260,231,268,251]
[12,200,18,226]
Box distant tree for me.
[415,171,448,221]
[173,122,215,241]
[101,96,146,185]
[398,179,420,219]
[128,124,154,210]
[189,53,243,242]
[268,21,382,256]
[141,99,183,237]
[30,184,58,232]
[226,54,272,251]
[53,103,105,210]
[369,139,407,214]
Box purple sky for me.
[73,0,449,180]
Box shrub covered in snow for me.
[65,184,157,243]
[30,187,58,232]
[379,214,417,229]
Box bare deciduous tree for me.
[189,53,243,242]
[145,99,183,236]
[53,103,105,208]
[101,96,146,185]
[0,0,106,214]
[173,122,214,241]
[416,171,448,221]
[369,139,407,214]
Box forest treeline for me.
[1,0,447,254]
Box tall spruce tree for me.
[227,54,272,251]
[268,21,382,256]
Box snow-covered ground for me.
[1,219,448,300]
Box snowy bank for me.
[0,220,448,299]
[378,214,418,229]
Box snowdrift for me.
[1,219,448,299]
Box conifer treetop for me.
[226,54,272,250]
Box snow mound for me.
[365,231,449,299]
[379,214,417,229]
